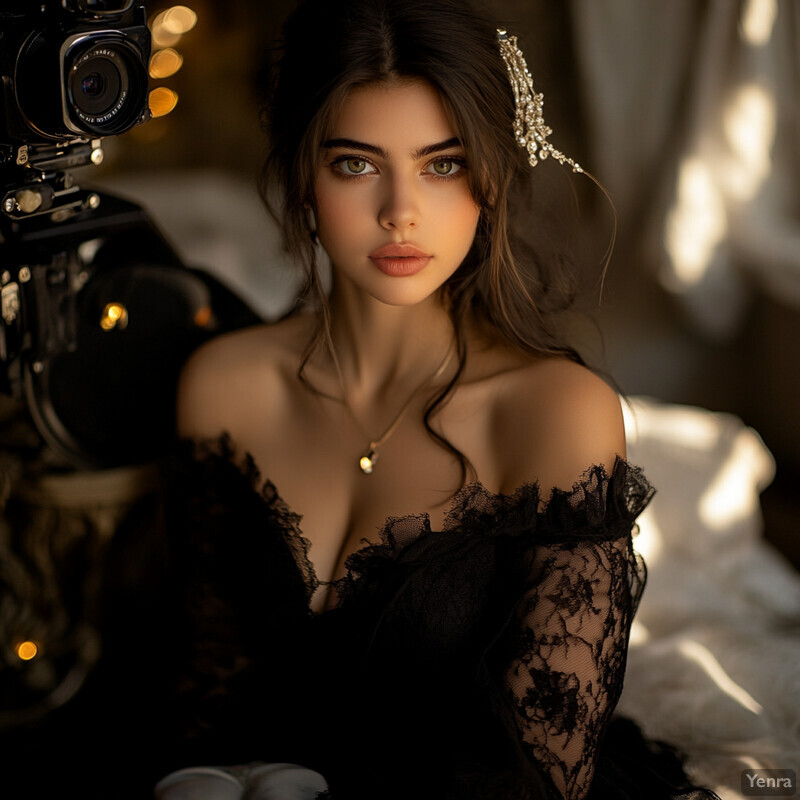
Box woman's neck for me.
[326,278,456,407]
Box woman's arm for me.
[505,531,641,799]
[496,360,635,799]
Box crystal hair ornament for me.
[497,29,582,173]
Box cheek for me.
[437,181,480,221]
[314,178,370,242]
[437,192,481,248]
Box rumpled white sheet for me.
[618,396,800,799]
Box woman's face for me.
[313,80,481,307]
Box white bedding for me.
[619,396,800,799]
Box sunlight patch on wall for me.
[722,83,776,202]
[740,0,778,46]
[662,0,779,303]
[664,158,727,289]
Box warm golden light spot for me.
[722,83,775,202]
[193,306,212,327]
[162,6,198,35]
[149,87,179,118]
[740,0,777,46]
[151,11,181,48]
[149,48,184,80]
[16,641,38,661]
[100,302,129,331]
[699,433,771,531]
[664,157,727,289]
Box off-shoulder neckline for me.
[176,435,655,615]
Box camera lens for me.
[12,19,149,141]
[64,37,148,136]
[81,73,104,97]
[71,56,122,117]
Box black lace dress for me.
[161,437,721,800]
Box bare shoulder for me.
[176,313,311,440]
[493,356,626,494]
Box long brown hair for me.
[258,0,586,487]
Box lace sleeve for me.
[504,527,645,800]
[162,436,314,764]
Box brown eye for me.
[345,158,367,173]
[427,159,464,177]
[332,157,375,177]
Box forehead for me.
[328,80,459,151]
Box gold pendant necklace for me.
[359,448,380,475]
[341,344,455,475]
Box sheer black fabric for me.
[160,436,720,800]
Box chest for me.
[237,383,504,614]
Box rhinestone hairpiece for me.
[497,29,582,173]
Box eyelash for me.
[328,155,468,182]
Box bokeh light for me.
[149,48,184,80]
[149,87,180,118]
[16,641,38,661]
[100,302,129,331]
[161,6,198,35]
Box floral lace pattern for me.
[334,461,649,800]
[163,438,719,800]
[507,526,645,798]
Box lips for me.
[369,243,432,277]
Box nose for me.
[377,174,420,232]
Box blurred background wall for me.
[87,0,799,567]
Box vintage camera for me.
[0,1,258,469]
[0,0,151,151]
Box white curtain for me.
[571,0,800,340]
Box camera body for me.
[0,0,151,159]
[0,0,259,471]
[0,1,260,761]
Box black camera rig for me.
[0,3,263,773]
[0,0,258,469]
[0,0,151,147]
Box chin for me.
[366,284,442,308]
[334,266,446,308]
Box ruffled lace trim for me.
[177,439,653,618]
[330,456,653,611]
[174,434,321,603]
[434,456,650,539]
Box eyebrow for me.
[321,137,462,160]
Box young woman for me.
[154,1,721,798]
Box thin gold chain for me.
[339,343,455,474]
